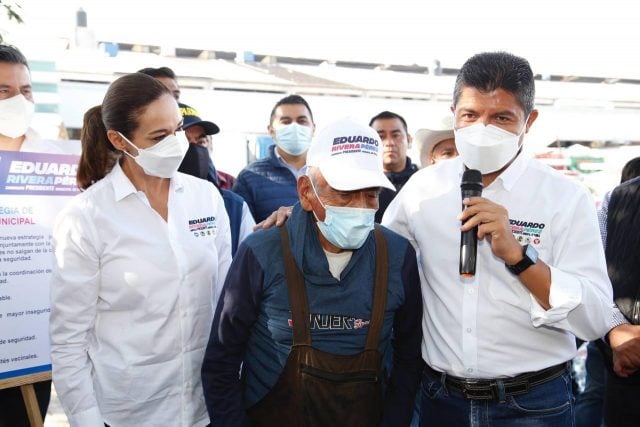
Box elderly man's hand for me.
[253,206,293,231]
[608,323,640,378]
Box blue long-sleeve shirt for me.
[201,204,423,427]
[232,145,300,223]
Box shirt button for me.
[468,288,474,294]
[467,368,474,374]
[466,328,472,333]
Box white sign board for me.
[0,150,79,383]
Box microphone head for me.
[461,169,483,191]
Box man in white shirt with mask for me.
[0,44,65,154]
[383,51,614,426]
[233,95,315,223]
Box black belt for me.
[424,362,569,400]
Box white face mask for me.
[119,131,189,178]
[454,122,526,174]
[0,94,35,138]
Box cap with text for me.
[306,117,394,191]
[179,103,220,135]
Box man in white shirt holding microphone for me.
[382,51,614,426]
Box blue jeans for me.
[575,341,606,427]
[419,367,575,426]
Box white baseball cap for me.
[306,117,395,191]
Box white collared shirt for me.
[50,162,232,426]
[19,128,67,153]
[382,154,613,378]
[274,145,307,179]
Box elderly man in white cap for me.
[202,117,423,427]
[414,115,458,168]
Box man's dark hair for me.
[621,157,640,184]
[269,94,314,125]
[369,111,408,133]
[0,44,29,68]
[137,66,176,80]
[453,52,535,117]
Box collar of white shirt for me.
[110,161,185,202]
[274,146,307,179]
[456,151,531,192]
[20,128,65,153]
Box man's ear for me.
[407,133,413,149]
[525,110,539,133]
[298,176,314,212]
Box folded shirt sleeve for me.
[529,189,613,341]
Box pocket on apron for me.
[300,363,381,427]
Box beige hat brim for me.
[414,129,455,157]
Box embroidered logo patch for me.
[509,219,545,245]
[188,216,216,237]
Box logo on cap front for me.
[331,135,379,156]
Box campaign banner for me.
[0,150,80,381]
[0,150,79,196]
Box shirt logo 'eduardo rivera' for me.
[188,216,216,236]
[509,218,545,245]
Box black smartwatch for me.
[506,244,538,275]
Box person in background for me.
[0,44,63,154]
[178,104,255,255]
[597,157,640,246]
[577,155,640,427]
[413,115,458,168]
[233,94,315,223]
[50,73,231,426]
[202,118,423,427]
[137,66,181,101]
[369,111,419,223]
[138,67,238,190]
[619,156,640,184]
[598,168,640,426]
[179,104,236,190]
[382,51,614,426]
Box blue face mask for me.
[309,179,375,250]
[275,123,313,156]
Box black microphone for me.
[459,169,483,277]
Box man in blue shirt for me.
[233,95,315,223]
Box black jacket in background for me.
[376,157,418,223]
[606,176,640,325]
